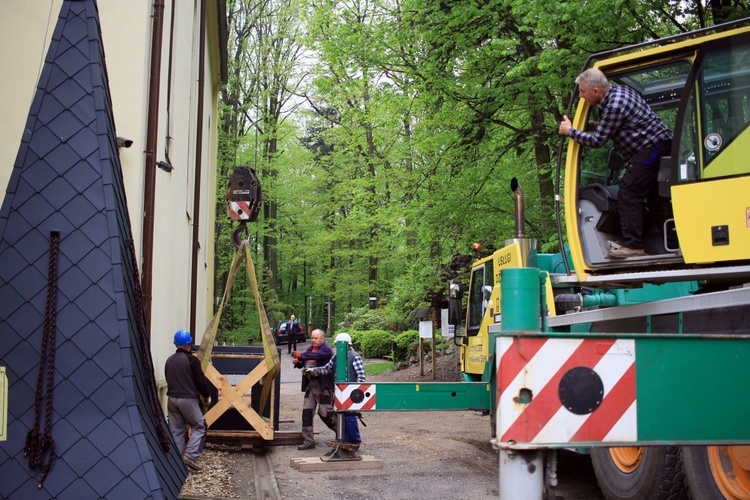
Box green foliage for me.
[216,0,734,345]
[365,361,395,376]
[347,330,365,352]
[393,330,419,363]
[221,325,260,346]
[342,306,391,332]
[353,329,395,359]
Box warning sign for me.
[335,384,376,411]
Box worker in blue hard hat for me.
[165,329,210,471]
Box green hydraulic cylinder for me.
[501,268,540,331]
[335,340,348,382]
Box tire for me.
[682,445,750,500]
[590,446,687,500]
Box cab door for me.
[671,32,750,263]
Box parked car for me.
[271,320,306,345]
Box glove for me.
[293,351,301,359]
[303,366,314,374]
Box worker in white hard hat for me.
[305,332,365,444]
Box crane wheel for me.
[683,445,750,499]
[590,446,687,499]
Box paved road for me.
[267,340,603,499]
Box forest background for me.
[213,0,749,344]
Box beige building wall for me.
[0,1,222,383]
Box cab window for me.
[467,263,492,336]
[578,61,691,188]
[675,38,750,179]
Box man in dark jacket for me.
[286,314,301,354]
[292,329,336,450]
[165,329,210,471]
[308,332,365,444]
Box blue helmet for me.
[173,329,192,346]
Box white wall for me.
[0,0,220,383]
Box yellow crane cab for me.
[562,21,750,288]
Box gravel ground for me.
[179,447,242,498]
[179,346,604,499]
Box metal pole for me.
[308,295,312,333]
[335,340,348,441]
[499,450,544,499]
[497,267,544,499]
[431,308,436,380]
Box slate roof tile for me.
[108,476,150,500]
[79,212,108,245]
[78,285,113,320]
[6,377,34,417]
[92,385,128,416]
[71,161,101,193]
[71,321,109,357]
[0,456,28,492]
[78,246,112,282]
[0,278,25,312]
[55,78,87,110]
[15,227,51,264]
[16,193,57,228]
[27,125,60,159]
[9,265,46,301]
[69,359,108,396]
[89,415,129,455]
[93,341,124,378]
[52,378,85,418]
[56,304,89,339]
[58,477,98,499]
[58,265,89,300]
[65,438,103,475]
[0,210,32,248]
[49,417,81,456]
[6,307,44,342]
[40,458,77,497]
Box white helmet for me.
[334,332,352,344]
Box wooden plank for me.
[207,430,302,447]
[209,353,264,359]
[290,455,384,472]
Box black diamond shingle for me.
[0,1,187,498]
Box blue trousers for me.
[344,414,361,444]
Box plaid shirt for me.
[569,84,673,161]
[312,352,366,382]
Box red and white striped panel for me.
[227,201,253,221]
[335,383,376,411]
[496,336,637,446]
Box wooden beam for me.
[290,455,384,472]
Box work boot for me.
[608,247,646,259]
[183,455,203,471]
[297,442,315,450]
